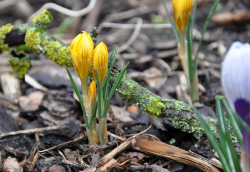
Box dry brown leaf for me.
[134,135,220,172]
[127,105,138,114]
[49,165,66,172]
[110,105,133,122]
[143,67,167,89]
[100,158,117,172]
[212,10,250,24]
[18,91,44,111]
[3,157,23,172]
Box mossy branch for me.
[0,10,217,138]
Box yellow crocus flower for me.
[172,0,193,33]
[88,80,96,111]
[70,31,94,84]
[93,42,108,85]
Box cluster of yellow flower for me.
[70,31,108,145]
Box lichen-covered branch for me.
[0,10,217,138]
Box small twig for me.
[107,131,126,141]
[117,18,143,54]
[62,159,83,169]
[28,0,96,20]
[39,137,84,153]
[97,23,172,33]
[105,5,156,22]
[0,125,69,139]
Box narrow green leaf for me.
[66,67,89,128]
[160,0,180,43]
[104,46,117,102]
[186,14,193,81]
[193,107,230,172]
[103,63,129,118]
[96,71,102,120]
[235,113,250,136]
[190,0,198,40]
[221,98,242,146]
[193,0,220,76]
[55,17,73,34]
[216,98,240,172]
[89,101,97,125]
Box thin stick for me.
[117,18,143,53]
[97,23,171,33]
[28,0,96,20]
[0,125,69,139]
[39,137,84,153]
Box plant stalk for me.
[190,71,199,101]
[178,32,189,79]
[98,117,109,145]
[86,118,99,145]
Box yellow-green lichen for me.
[0,23,14,52]
[172,115,205,139]
[8,54,31,79]
[175,100,192,112]
[32,9,53,25]
[127,83,134,89]
[25,29,41,51]
[125,91,132,100]
[42,39,72,66]
[146,97,166,116]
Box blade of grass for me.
[96,70,102,120]
[55,17,73,34]
[186,14,193,81]
[103,63,129,118]
[216,98,240,172]
[103,46,117,101]
[221,98,242,145]
[190,0,198,40]
[193,0,220,76]
[234,113,250,136]
[66,67,89,128]
[160,0,179,43]
[193,107,230,172]
[89,101,97,125]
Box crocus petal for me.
[221,42,250,112]
[221,41,250,156]
[172,0,193,33]
[70,31,94,82]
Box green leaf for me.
[160,0,179,43]
[193,0,220,77]
[89,101,97,125]
[103,46,117,101]
[221,98,242,146]
[190,0,198,40]
[55,17,73,34]
[103,63,129,118]
[186,14,193,81]
[66,67,89,128]
[234,113,250,136]
[193,107,230,172]
[96,70,102,120]
[215,98,240,172]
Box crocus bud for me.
[172,0,193,33]
[221,41,250,168]
[93,42,108,85]
[88,80,96,111]
[70,31,94,83]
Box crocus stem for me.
[86,118,99,145]
[241,127,250,172]
[98,117,109,145]
[178,32,189,79]
[190,72,199,101]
